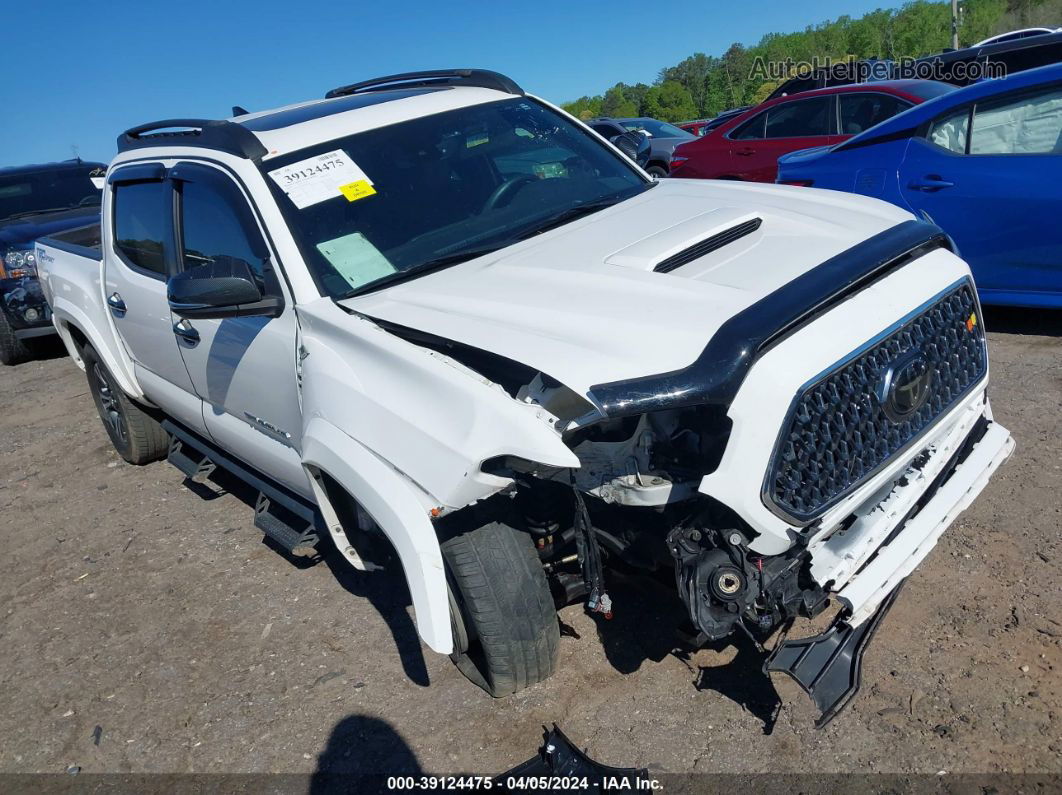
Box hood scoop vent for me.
[653,217,762,274]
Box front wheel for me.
[442,521,560,696]
[82,345,169,465]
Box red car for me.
[669,80,956,183]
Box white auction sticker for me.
[267,150,374,209]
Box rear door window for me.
[839,93,912,134]
[929,108,971,152]
[763,96,835,138]
[730,111,767,140]
[113,180,170,276]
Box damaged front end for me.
[355,220,1012,727]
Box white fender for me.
[300,416,452,654]
[52,303,142,399]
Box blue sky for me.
[3,0,898,167]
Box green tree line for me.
[562,0,1055,122]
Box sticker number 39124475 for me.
[267,150,375,209]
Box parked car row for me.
[766,28,1062,98]
[776,63,1062,308]
[669,79,957,182]
[586,117,695,177]
[666,63,1062,308]
[17,68,1014,727]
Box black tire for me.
[647,164,669,179]
[82,345,169,465]
[0,311,32,366]
[441,521,559,696]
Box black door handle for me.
[172,319,200,345]
[107,292,127,316]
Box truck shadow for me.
[180,466,431,689]
[587,572,781,735]
[688,634,781,735]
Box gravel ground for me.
[0,309,1059,780]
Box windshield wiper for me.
[513,183,657,240]
[513,197,621,240]
[339,242,511,299]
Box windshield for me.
[620,119,694,139]
[262,97,649,298]
[0,166,103,222]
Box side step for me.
[163,420,321,557]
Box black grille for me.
[654,218,762,273]
[766,281,986,522]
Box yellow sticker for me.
[339,180,377,202]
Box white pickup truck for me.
[36,69,1013,725]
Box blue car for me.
[777,63,1062,308]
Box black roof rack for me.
[116,119,267,160]
[325,69,523,99]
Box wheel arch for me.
[52,307,142,399]
[300,416,453,654]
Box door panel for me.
[729,95,837,182]
[178,313,309,496]
[898,90,1062,298]
[105,173,204,430]
[169,163,308,494]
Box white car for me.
[974,27,1061,47]
[35,69,1013,726]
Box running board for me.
[764,581,904,728]
[162,420,320,557]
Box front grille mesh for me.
[767,281,986,522]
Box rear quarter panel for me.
[35,239,142,398]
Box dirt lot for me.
[1,308,1059,780]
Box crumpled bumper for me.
[767,408,1013,726]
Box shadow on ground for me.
[689,633,781,735]
[311,714,424,794]
[983,305,1062,337]
[181,466,431,687]
[585,570,782,734]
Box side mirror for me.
[611,130,652,169]
[167,256,281,319]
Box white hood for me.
[341,180,913,396]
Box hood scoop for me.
[654,217,762,273]
[604,207,762,274]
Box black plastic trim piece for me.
[654,217,762,273]
[325,68,524,99]
[13,325,57,340]
[765,581,904,728]
[587,219,951,417]
[498,724,648,789]
[107,163,166,184]
[117,119,267,161]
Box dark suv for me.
[0,160,104,364]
